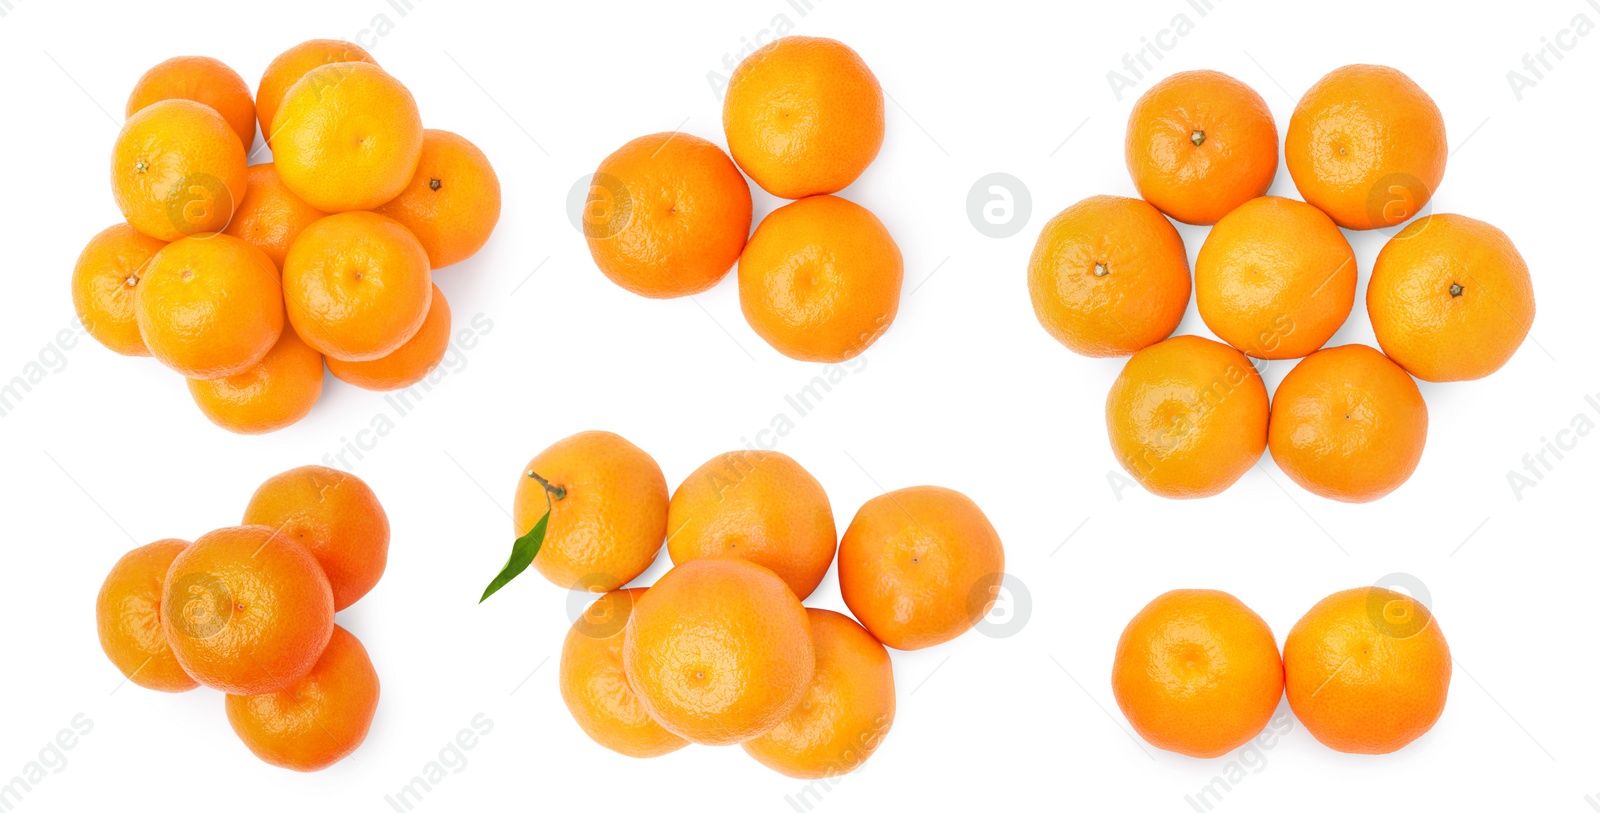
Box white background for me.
[0,0,1595,810]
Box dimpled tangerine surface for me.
[1112,589,1283,758]
[837,485,1005,651]
[1285,587,1451,754]
[1368,213,1535,382]
[271,61,423,212]
[559,588,688,758]
[1105,335,1270,499]
[667,449,837,601]
[96,539,198,693]
[282,211,432,362]
[1027,194,1192,357]
[1269,344,1428,502]
[1285,64,1447,230]
[723,36,884,199]
[1195,195,1357,360]
[583,132,752,299]
[160,525,334,696]
[72,222,167,357]
[742,609,896,779]
[111,99,248,241]
[225,625,381,772]
[513,431,669,592]
[1125,69,1278,226]
[738,194,903,363]
[622,558,814,746]
[135,233,284,380]
[242,465,390,612]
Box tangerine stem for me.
[526,470,567,501]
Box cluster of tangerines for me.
[1113,585,1450,758]
[480,431,1006,777]
[581,36,903,363]
[95,466,390,771]
[1028,65,1537,501]
[72,40,500,434]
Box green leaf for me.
[480,500,550,603]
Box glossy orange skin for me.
[1112,589,1283,759]
[374,130,501,269]
[1286,65,1447,230]
[584,132,751,299]
[559,588,689,758]
[1028,195,1191,357]
[135,233,284,379]
[743,609,895,778]
[1125,70,1278,225]
[1269,345,1427,503]
[327,283,451,391]
[1196,196,1356,359]
[96,539,198,693]
[223,163,326,268]
[257,39,377,141]
[1368,214,1535,382]
[1106,335,1270,499]
[282,211,432,362]
[112,99,248,241]
[622,558,814,746]
[514,431,668,592]
[739,195,903,362]
[667,450,837,600]
[243,465,390,612]
[187,326,324,435]
[126,56,257,151]
[160,525,335,696]
[837,486,1005,651]
[1285,587,1450,754]
[723,37,884,199]
[272,62,422,212]
[72,223,166,357]
[226,625,380,772]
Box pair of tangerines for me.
[72,40,502,434]
[1029,65,1537,502]
[480,430,1006,778]
[580,36,904,364]
[95,466,389,771]
[1114,586,1450,758]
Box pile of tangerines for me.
[1113,585,1450,758]
[72,40,500,434]
[1028,65,1537,501]
[580,36,903,364]
[480,431,1006,777]
[95,466,390,771]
